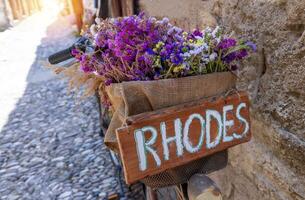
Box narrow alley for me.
[0,4,141,200]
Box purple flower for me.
[80,55,95,73]
[146,48,155,55]
[71,48,80,56]
[73,14,255,83]
[138,11,145,19]
[80,65,93,73]
[236,49,248,59]
[135,69,145,77]
[223,52,237,63]
[71,48,82,60]
[171,54,183,65]
[223,49,249,63]
[245,41,257,52]
[61,13,259,110]
[160,17,169,25]
[105,79,113,86]
[218,38,237,49]
[192,29,203,37]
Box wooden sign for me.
[116,92,251,184]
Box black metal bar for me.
[133,0,140,15]
[97,0,109,19]
[48,47,73,65]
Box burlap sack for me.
[105,71,236,187]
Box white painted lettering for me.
[206,110,223,149]
[183,114,205,153]
[223,105,234,142]
[233,103,249,139]
[134,101,250,171]
[160,119,183,160]
[134,126,161,171]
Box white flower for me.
[95,18,101,24]
[183,52,191,57]
[202,57,210,63]
[212,26,220,38]
[202,43,209,50]
[150,17,157,22]
[190,47,201,55]
[161,17,169,24]
[209,52,218,61]
[174,27,182,33]
[167,27,174,35]
[90,25,97,35]
[201,54,210,63]
[204,27,212,33]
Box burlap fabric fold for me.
[104,71,236,188]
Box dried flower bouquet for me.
[56,12,256,105]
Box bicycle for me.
[48,37,227,200]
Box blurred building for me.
[0,0,42,31]
[0,0,10,31]
[0,0,138,32]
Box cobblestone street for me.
[0,7,142,200]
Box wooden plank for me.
[121,0,133,16]
[8,0,19,19]
[116,92,251,184]
[27,0,34,14]
[32,0,41,11]
[35,0,42,11]
[16,0,23,17]
[110,0,121,17]
[71,0,84,33]
[20,0,29,16]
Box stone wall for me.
[139,0,305,199]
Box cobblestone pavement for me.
[0,8,143,200]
